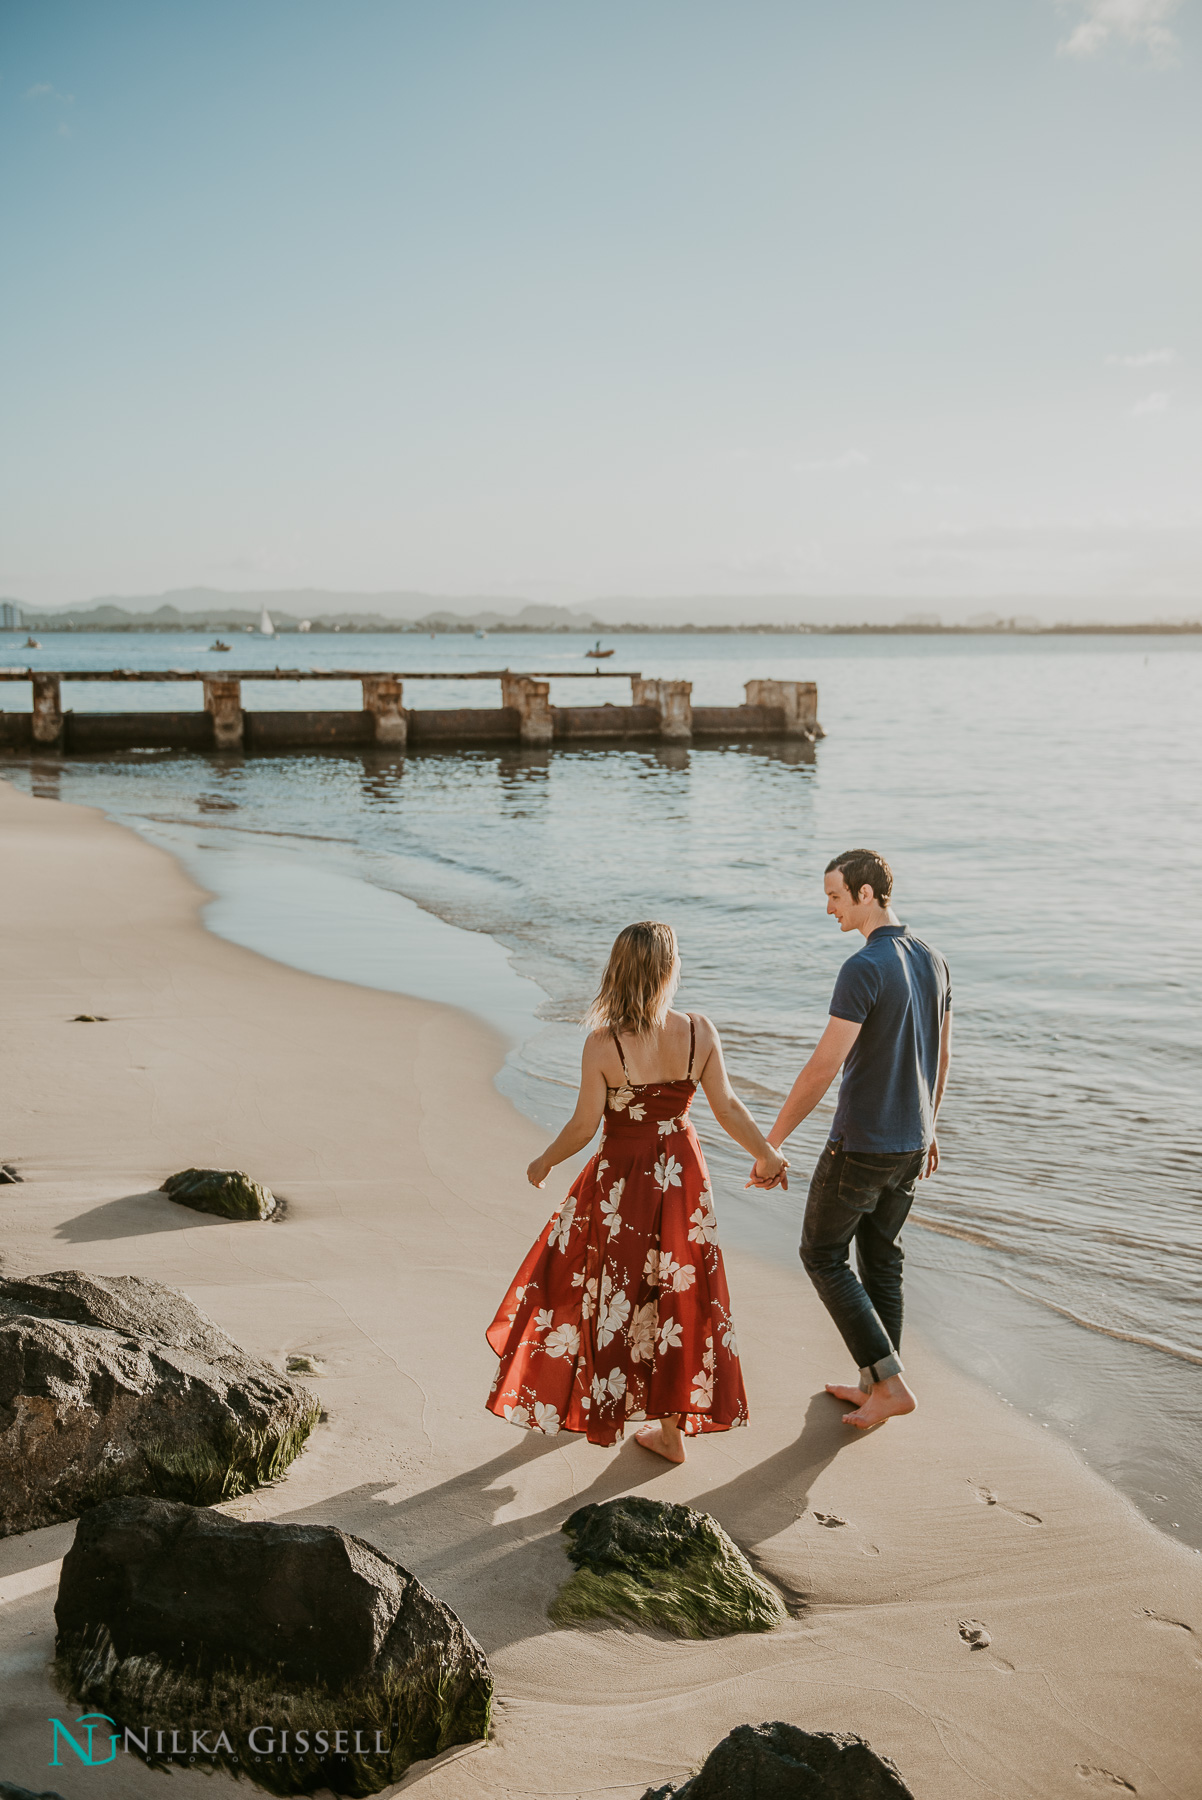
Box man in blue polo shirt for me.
[759,848,952,1429]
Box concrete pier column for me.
[361,675,407,748]
[632,676,693,742]
[31,673,64,750]
[203,677,244,751]
[744,678,823,739]
[500,674,554,746]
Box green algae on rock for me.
[550,1495,786,1638]
[161,1166,277,1220]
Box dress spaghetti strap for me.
[686,1012,696,1082]
[611,1030,632,1081]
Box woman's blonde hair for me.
[584,921,680,1038]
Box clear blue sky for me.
[2,0,1198,619]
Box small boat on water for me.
[585,639,614,659]
[209,639,231,652]
[24,636,41,649]
[259,607,275,637]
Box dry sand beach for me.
[1,774,1200,1800]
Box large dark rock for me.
[0,1783,68,1800]
[550,1495,786,1638]
[640,1721,914,1799]
[0,1271,319,1535]
[161,1166,277,1220]
[55,1497,493,1797]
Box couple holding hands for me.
[486,847,952,1461]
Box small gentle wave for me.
[995,1277,1202,1367]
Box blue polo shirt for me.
[828,924,951,1154]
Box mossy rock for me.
[550,1495,786,1638]
[161,1167,276,1220]
[55,1498,493,1798]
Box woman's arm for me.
[694,1017,789,1187]
[527,1035,610,1188]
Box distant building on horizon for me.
[0,601,22,630]
[966,610,1044,631]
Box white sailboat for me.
[259,607,275,636]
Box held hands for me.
[745,1147,789,1191]
[527,1152,554,1190]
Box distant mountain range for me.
[4,590,608,634]
[1,587,1199,634]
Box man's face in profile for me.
[824,869,864,933]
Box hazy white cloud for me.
[794,449,869,474]
[24,83,73,103]
[1106,348,1176,367]
[1132,390,1170,414]
[1058,0,1183,64]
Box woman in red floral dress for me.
[486,921,788,1461]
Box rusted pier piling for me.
[0,668,823,755]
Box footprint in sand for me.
[808,1510,880,1554]
[1075,1766,1135,1793]
[970,1481,1042,1526]
[958,1619,991,1650]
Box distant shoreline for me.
[7,620,1202,637]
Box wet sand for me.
[1,774,1199,1800]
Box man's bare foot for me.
[635,1421,687,1463]
[827,1375,917,1429]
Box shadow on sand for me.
[53,1190,231,1241]
[277,1390,862,1654]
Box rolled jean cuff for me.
[860,1353,903,1388]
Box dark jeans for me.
[800,1138,925,1384]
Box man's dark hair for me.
[825,848,893,906]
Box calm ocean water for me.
[4,629,1201,1543]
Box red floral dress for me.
[486,1017,749,1446]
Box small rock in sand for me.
[161,1166,276,1221]
[639,1720,915,1797]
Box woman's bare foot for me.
[827,1375,917,1429]
[635,1418,687,1463]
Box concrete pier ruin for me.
[0,668,823,756]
